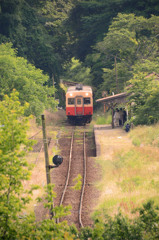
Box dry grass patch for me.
[95,125,159,217]
[129,123,159,147]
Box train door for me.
[75,96,84,115]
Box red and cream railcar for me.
[66,84,93,124]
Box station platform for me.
[94,125,131,158]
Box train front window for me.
[84,97,91,105]
[68,98,74,105]
[77,99,81,105]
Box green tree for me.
[67,0,159,62]
[0,43,57,118]
[0,91,76,239]
[95,13,159,95]
[0,0,63,82]
[127,70,159,125]
[62,57,92,85]
[137,201,159,239]
[80,201,159,240]
[0,90,33,239]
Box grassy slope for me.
[92,113,159,217]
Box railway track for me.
[29,125,97,227]
[56,126,87,228]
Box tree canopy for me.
[0,90,33,238]
[0,43,57,118]
[62,57,92,85]
[0,0,159,119]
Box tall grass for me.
[93,111,112,125]
[95,123,159,217]
[129,123,159,147]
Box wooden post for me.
[111,108,114,129]
[41,114,51,185]
[41,114,55,219]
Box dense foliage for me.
[0,91,33,238]
[0,43,57,119]
[0,92,75,239]
[0,0,159,122]
[79,201,159,240]
[62,57,92,85]
[0,0,74,82]
[128,71,159,125]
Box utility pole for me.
[41,114,53,219]
[41,114,51,185]
[111,106,115,129]
[114,55,119,93]
[41,115,63,220]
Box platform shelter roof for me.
[96,92,128,106]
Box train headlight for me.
[69,93,73,96]
[85,93,88,96]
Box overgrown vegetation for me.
[0,91,34,238]
[128,72,159,125]
[0,92,74,239]
[0,43,57,120]
[129,123,159,147]
[80,201,159,240]
[0,92,159,239]
[95,124,159,219]
[92,111,112,125]
[1,0,159,119]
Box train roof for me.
[67,84,92,93]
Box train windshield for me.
[77,98,81,105]
[84,97,91,105]
[68,98,75,105]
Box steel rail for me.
[79,130,86,228]
[57,126,87,228]
[59,129,74,206]
[56,128,75,225]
